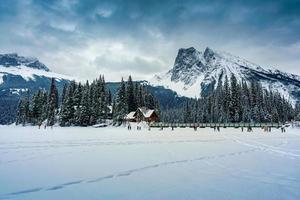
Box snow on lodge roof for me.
[138,108,155,118]
[125,111,136,120]
[107,106,113,114]
[125,107,157,121]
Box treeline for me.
[112,76,160,122]
[161,75,297,123]
[15,75,159,126]
[16,78,58,126]
[59,76,110,126]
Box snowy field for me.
[0,125,300,200]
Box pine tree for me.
[78,81,91,126]
[113,78,128,123]
[59,83,75,126]
[89,82,98,125]
[144,93,156,109]
[30,90,46,125]
[127,75,137,112]
[61,84,67,105]
[107,89,112,105]
[18,90,31,125]
[136,84,144,107]
[183,101,191,123]
[99,75,107,121]
[16,99,26,125]
[241,81,251,122]
[47,78,58,126]
[223,75,230,122]
[229,75,241,122]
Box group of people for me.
[240,127,253,132]
[262,126,272,132]
[38,122,53,130]
[262,125,286,133]
[281,126,286,133]
[127,124,142,130]
[213,126,220,132]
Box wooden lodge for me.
[125,107,159,122]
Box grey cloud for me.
[0,0,300,80]
[94,55,164,74]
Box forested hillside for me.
[161,75,300,123]
[15,76,160,126]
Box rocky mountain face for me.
[0,53,71,124]
[151,47,300,104]
[0,53,49,71]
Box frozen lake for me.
[0,125,300,200]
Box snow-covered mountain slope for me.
[150,47,300,103]
[0,53,72,87]
[0,53,49,71]
[0,53,72,124]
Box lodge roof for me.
[138,108,155,118]
[125,111,136,120]
[125,107,156,120]
[107,106,113,114]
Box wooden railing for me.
[149,122,283,128]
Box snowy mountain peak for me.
[0,53,49,71]
[169,47,206,86]
[0,53,72,87]
[176,47,197,57]
[203,47,216,62]
[150,47,300,104]
[0,52,73,85]
[173,47,202,71]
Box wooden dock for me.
[150,122,283,128]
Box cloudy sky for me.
[1,0,300,81]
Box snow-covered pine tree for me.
[113,78,128,123]
[223,75,230,122]
[136,84,144,108]
[73,82,82,108]
[241,81,251,122]
[59,82,76,126]
[144,93,157,110]
[107,89,112,106]
[16,89,31,126]
[183,100,191,123]
[127,75,137,113]
[16,90,30,125]
[61,84,67,105]
[213,81,224,122]
[40,90,48,124]
[89,82,97,125]
[229,75,241,122]
[99,75,107,121]
[30,90,46,125]
[192,99,199,123]
[78,81,91,126]
[47,78,58,126]
[15,98,28,126]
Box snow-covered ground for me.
[0,125,300,200]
